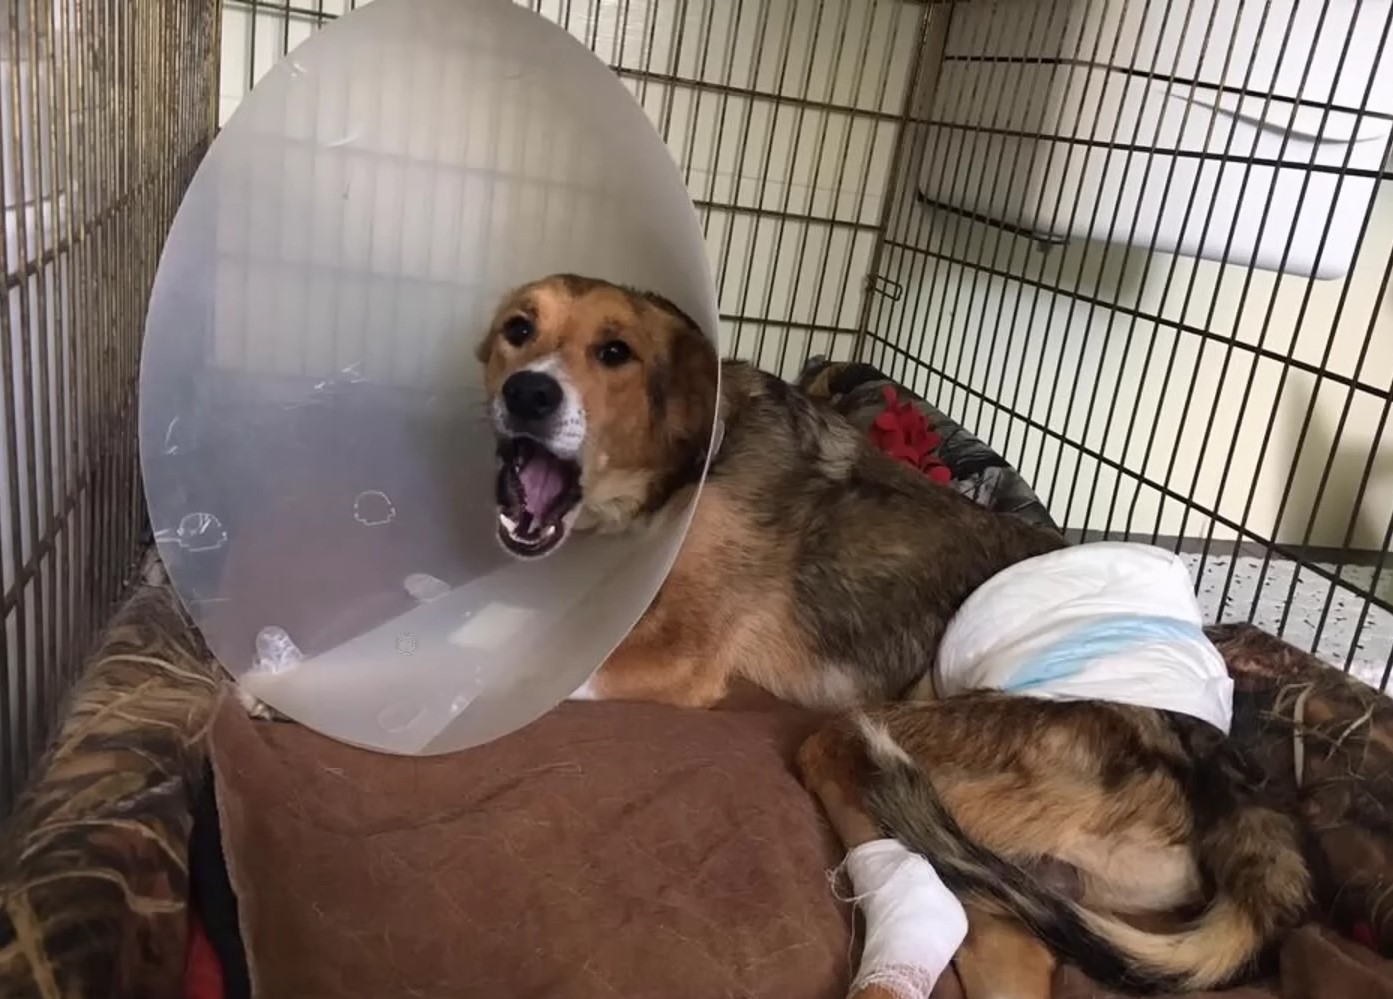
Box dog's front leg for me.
[568,615,731,708]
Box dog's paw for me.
[140,551,169,587]
[235,686,288,721]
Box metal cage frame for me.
[2,0,1391,815]
[0,0,220,814]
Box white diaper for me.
[936,542,1233,733]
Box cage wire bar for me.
[0,0,221,816]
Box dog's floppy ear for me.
[475,287,526,365]
[659,320,719,460]
[474,327,497,364]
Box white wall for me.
[869,0,1393,550]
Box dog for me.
[479,274,1311,998]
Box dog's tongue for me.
[519,450,567,520]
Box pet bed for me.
[3,364,1393,999]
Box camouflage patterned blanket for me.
[0,560,222,999]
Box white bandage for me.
[843,839,967,999]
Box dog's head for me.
[477,274,719,559]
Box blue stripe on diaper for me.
[1003,614,1209,693]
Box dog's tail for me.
[853,715,1309,995]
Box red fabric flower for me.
[868,386,951,484]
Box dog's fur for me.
[479,275,1312,997]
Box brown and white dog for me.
[478,274,1311,999]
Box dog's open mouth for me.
[496,436,583,558]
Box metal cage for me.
[0,1,220,813]
[2,0,1391,813]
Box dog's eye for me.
[595,339,634,367]
[501,316,534,347]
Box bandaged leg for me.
[844,838,968,999]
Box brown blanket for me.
[212,694,849,999]
[0,573,221,999]
[210,626,1393,999]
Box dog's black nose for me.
[502,370,563,422]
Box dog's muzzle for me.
[493,370,583,558]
